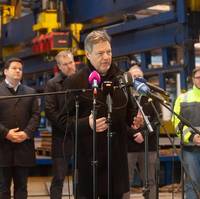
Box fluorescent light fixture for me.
[148,5,171,11]
[195,43,200,49]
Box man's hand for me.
[14,131,29,143]
[6,128,28,143]
[133,132,144,143]
[89,113,108,132]
[132,111,144,130]
[193,134,200,146]
[6,128,19,142]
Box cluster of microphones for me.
[88,70,170,104]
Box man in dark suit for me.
[45,50,76,199]
[62,30,139,199]
[0,57,40,199]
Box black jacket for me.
[127,96,161,152]
[63,63,136,196]
[45,72,73,157]
[0,81,40,166]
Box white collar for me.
[5,79,21,91]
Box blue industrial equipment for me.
[1,0,200,89]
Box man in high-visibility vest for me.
[172,67,200,199]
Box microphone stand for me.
[73,95,79,199]
[148,99,161,199]
[132,95,154,199]
[156,99,200,198]
[102,81,113,199]
[92,88,98,199]
[106,93,113,199]
[0,88,92,100]
[179,123,185,199]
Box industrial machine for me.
[1,0,200,127]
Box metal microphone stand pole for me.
[158,101,200,198]
[102,81,114,199]
[106,93,113,199]
[92,89,98,199]
[155,122,160,199]
[148,100,161,199]
[150,99,184,199]
[73,95,79,199]
[133,95,154,199]
[179,123,185,199]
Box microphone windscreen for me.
[88,71,101,85]
[122,72,133,86]
[133,80,150,95]
[135,77,147,83]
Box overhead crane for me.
[0,0,200,90]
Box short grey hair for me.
[84,30,111,53]
[55,50,74,66]
[129,65,142,73]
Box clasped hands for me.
[6,128,29,143]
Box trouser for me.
[50,157,71,199]
[0,166,29,199]
[183,148,200,199]
[123,151,157,199]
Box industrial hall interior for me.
[1,0,200,199]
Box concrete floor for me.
[21,177,182,199]
[28,194,182,199]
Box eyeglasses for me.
[60,61,74,66]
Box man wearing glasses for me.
[172,67,200,199]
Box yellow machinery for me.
[187,0,200,11]
[1,5,15,24]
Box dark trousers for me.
[0,166,29,199]
[50,157,70,199]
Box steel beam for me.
[2,14,35,46]
[105,11,176,36]
[110,23,189,57]
[68,0,172,22]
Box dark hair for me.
[4,57,24,69]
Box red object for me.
[48,32,71,51]
[32,32,71,54]
[38,34,45,53]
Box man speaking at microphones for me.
[62,30,139,199]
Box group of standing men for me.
[0,29,157,199]
[1,28,200,199]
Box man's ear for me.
[85,50,90,60]
[4,69,7,76]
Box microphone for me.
[101,81,113,113]
[135,77,170,97]
[120,72,169,105]
[117,72,132,89]
[88,70,101,95]
[101,81,114,96]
